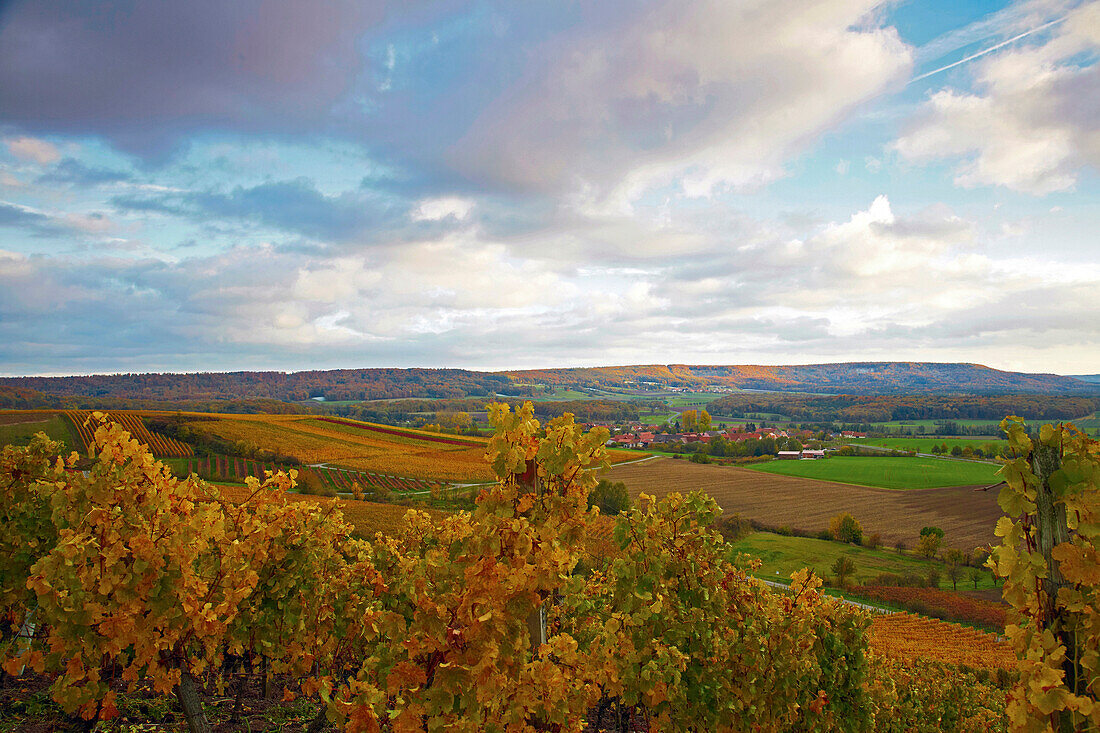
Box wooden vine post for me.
[990,418,1100,733]
[1028,429,1077,715]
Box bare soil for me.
[609,458,1004,551]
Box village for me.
[586,417,869,458]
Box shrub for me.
[864,532,882,550]
[715,513,754,542]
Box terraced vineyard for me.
[868,613,1013,670]
[609,457,1002,550]
[64,410,193,457]
[183,455,444,493]
[174,413,644,483]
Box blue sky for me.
[0,0,1097,376]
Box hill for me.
[504,362,1100,395]
[2,362,1096,409]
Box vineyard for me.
[182,455,442,494]
[1,410,1095,732]
[851,585,1008,630]
[170,413,644,483]
[868,612,1014,670]
[64,409,192,457]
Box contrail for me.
[909,15,1068,84]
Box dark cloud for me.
[0,202,48,228]
[37,158,131,187]
[0,202,71,238]
[112,178,399,241]
[0,0,385,158]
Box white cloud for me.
[5,136,61,165]
[2,193,1099,372]
[411,196,474,221]
[452,0,911,202]
[894,1,1100,194]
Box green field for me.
[849,437,1006,454]
[746,455,1000,490]
[665,392,727,408]
[867,418,1003,434]
[729,531,996,590]
[534,388,594,401]
[0,415,76,451]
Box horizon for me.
[1,0,1098,375]
[2,359,1095,381]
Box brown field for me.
[216,483,620,564]
[0,411,55,426]
[608,458,1004,550]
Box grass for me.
[849,437,1007,454]
[0,414,76,451]
[868,419,1004,433]
[533,388,594,400]
[729,531,997,590]
[666,392,727,408]
[745,455,1000,490]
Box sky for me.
[0,0,1098,377]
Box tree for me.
[681,409,699,432]
[831,556,856,587]
[919,526,944,540]
[968,567,983,589]
[945,563,964,592]
[830,512,863,545]
[588,478,631,516]
[698,409,712,431]
[916,533,941,559]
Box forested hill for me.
[0,368,515,403]
[1,362,1096,407]
[503,362,1100,395]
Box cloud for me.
[112,178,397,241]
[3,193,1098,374]
[894,2,1100,194]
[37,158,131,187]
[5,136,60,164]
[0,0,386,158]
[449,0,911,200]
[412,196,474,221]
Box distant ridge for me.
[501,362,1100,396]
[1,362,1097,404]
[1069,374,1100,384]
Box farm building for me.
[801,449,827,459]
[777,451,801,460]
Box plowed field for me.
[608,458,1003,550]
